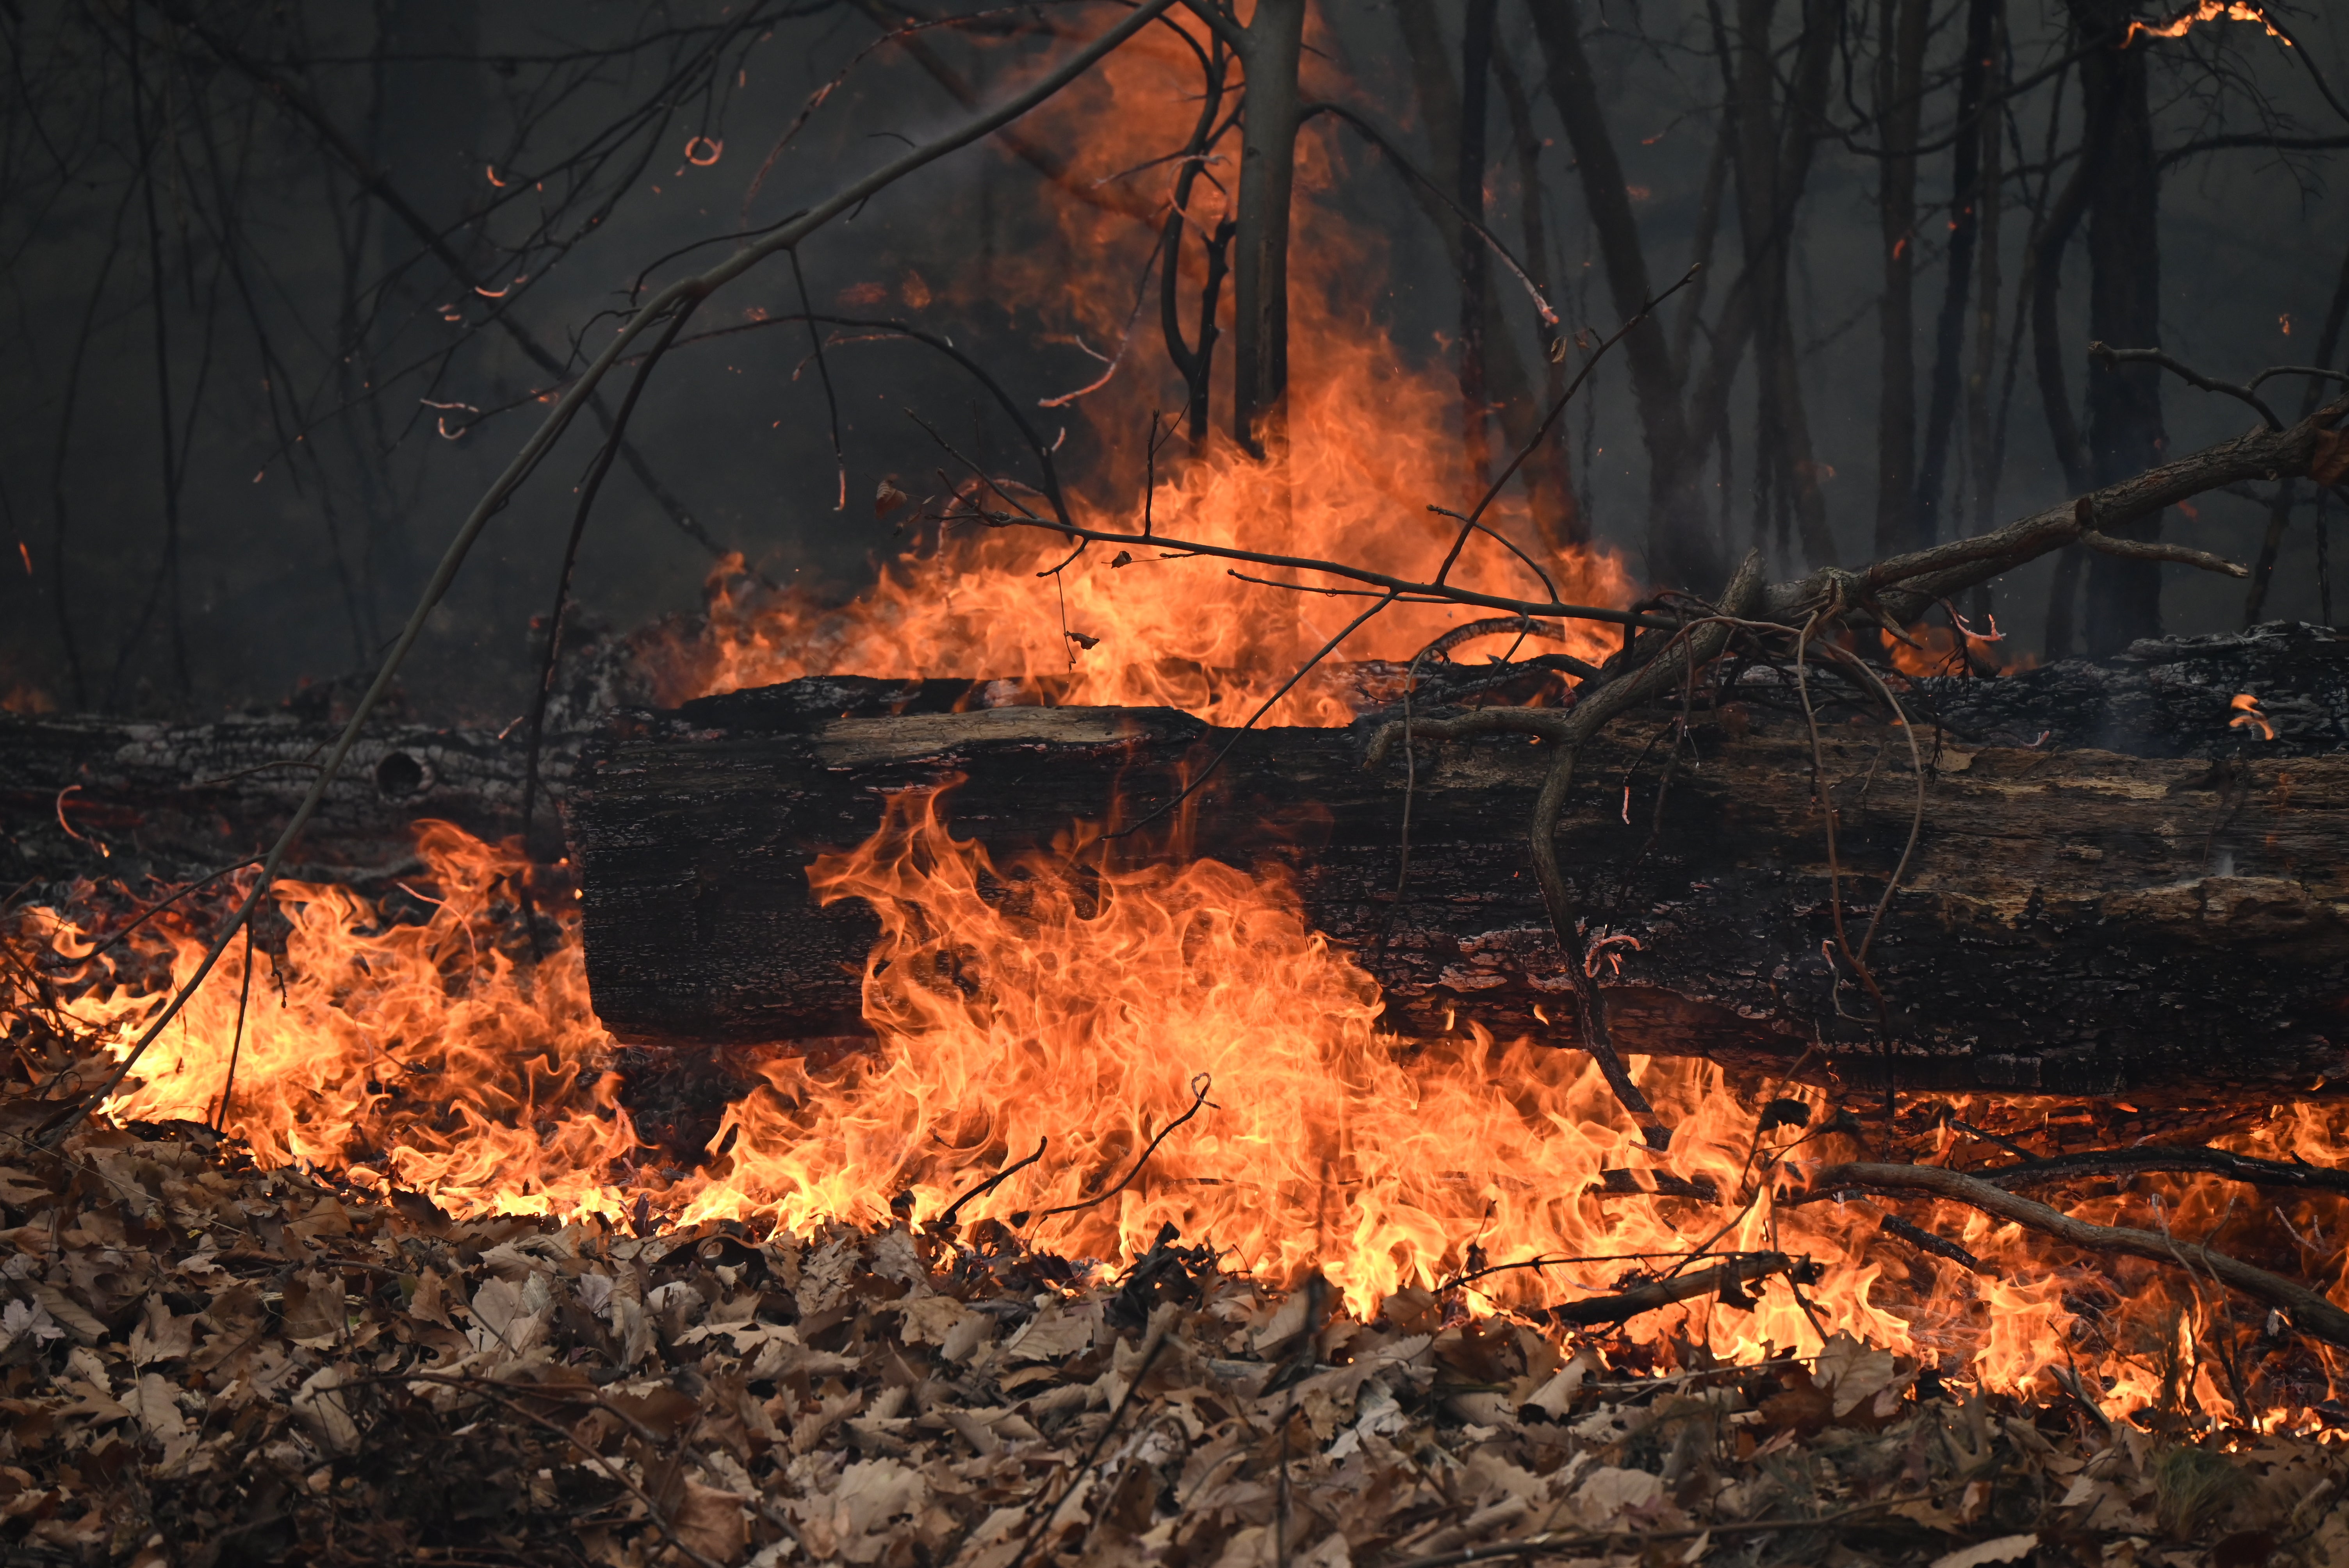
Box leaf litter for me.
[1,1100,2345,1567]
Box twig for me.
[1440,1247,1737,1294]
[1878,1212,1987,1274]
[388,1374,726,1568]
[1385,1495,1919,1567]
[1793,1161,2349,1349]
[211,919,254,1134]
[789,250,848,511]
[936,1136,1048,1229]
[1035,1073,1214,1221]
[1547,1251,1799,1327]
[1000,1331,1171,1568]
[1976,1144,2349,1199]
[1103,592,1400,841]
[2079,528,2249,577]
[519,298,700,955]
[2089,341,2283,431]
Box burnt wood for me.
[569,623,2349,1123]
[0,707,583,890]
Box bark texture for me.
[569,624,2349,1107]
[1,704,581,887]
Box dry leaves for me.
[1,1110,2347,1565]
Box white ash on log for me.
[568,622,2349,1139]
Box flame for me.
[36,824,637,1221]
[2123,2,2287,46]
[11,4,2348,1434]
[16,804,2349,1424]
[1881,613,2034,679]
[2232,691,2278,740]
[643,8,1625,727]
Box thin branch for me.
[2089,341,2283,430]
[1793,1161,2349,1351]
[1034,1073,1214,1221]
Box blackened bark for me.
[1457,0,1498,485]
[570,627,2349,1115]
[1231,0,1306,457]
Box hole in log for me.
[374,750,429,800]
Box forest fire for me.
[12,766,2345,1435]
[9,1,2345,1433]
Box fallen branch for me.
[1384,1495,1920,1567]
[1547,1250,1805,1327]
[1973,1145,2349,1200]
[1794,1161,2349,1350]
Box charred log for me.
[569,623,2349,1141]
[0,707,582,889]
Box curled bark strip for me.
[1976,1146,2349,1199]
[1795,1161,2349,1351]
[1548,1251,1800,1327]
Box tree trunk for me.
[1914,0,2001,547]
[1230,0,1306,458]
[1527,0,1715,590]
[568,627,2349,1122]
[2072,0,2167,655]
[1872,0,1927,556]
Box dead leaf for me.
[2313,428,2349,487]
[128,1374,186,1442]
[1929,1535,2037,1568]
[875,478,910,519]
[672,1478,750,1565]
[129,1297,193,1364]
[292,1364,360,1454]
[33,1286,105,1347]
[1006,1303,1092,1362]
[281,1270,346,1347]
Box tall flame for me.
[9,1,2346,1435]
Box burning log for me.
[570,622,2349,1128]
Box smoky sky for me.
[2,0,2344,723]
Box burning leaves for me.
[3,1117,2345,1567]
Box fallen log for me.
[569,622,2349,1122]
[0,709,585,889]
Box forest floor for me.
[2,1083,2347,1568]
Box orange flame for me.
[2232,691,2278,740]
[14,3,2349,1433]
[45,825,636,1221]
[2123,2,2287,46]
[18,805,2349,1424]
